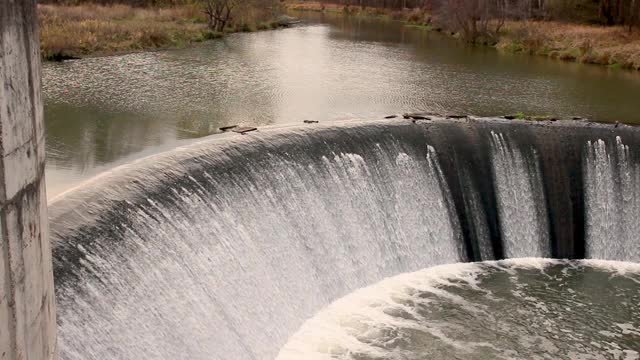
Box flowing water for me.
[278,259,640,360]
[490,131,549,258]
[50,119,640,360]
[43,12,640,197]
[41,8,640,360]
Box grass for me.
[39,4,282,60]
[504,113,584,121]
[405,23,433,31]
[497,21,640,71]
[511,112,527,120]
[286,2,343,13]
[286,1,640,71]
[286,1,433,26]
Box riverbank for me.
[286,1,640,71]
[498,21,640,71]
[287,1,432,25]
[39,4,284,61]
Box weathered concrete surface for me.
[1,1,57,360]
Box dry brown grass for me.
[39,4,208,59]
[288,1,640,71]
[39,3,205,23]
[498,21,640,70]
[286,0,427,22]
[286,1,342,12]
[38,3,279,60]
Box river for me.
[43,11,640,198]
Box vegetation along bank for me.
[287,0,640,71]
[39,0,287,61]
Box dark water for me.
[43,12,640,197]
[278,260,640,360]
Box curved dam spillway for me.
[49,118,640,359]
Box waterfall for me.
[48,118,640,360]
[585,137,640,262]
[458,166,494,261]
[490,131,550,258]
[53,132,464,360]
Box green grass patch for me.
[502,41,527,53]
[506,112,561,121]
[201,30,224,40]
[257,22,276,30]
[242,23,255,32]
[512,112,527,119]
[405,23,432,31]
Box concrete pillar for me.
[1,1,57,360]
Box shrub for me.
[240,23,255,32]
[201,29,223,39]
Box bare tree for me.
[627,0,640,31]
[203,0,237,32]
[439,0,506,43]
[292,0,640,31]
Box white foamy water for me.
[56,144,464,360]
[278,259,640,360]
[585,137,640,262]
[490,132,550,258]
[51,124,640,360]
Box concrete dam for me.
[48,118,640,359]
[2,1,638,358]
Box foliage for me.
[199,0,281,32]
[497,20,640,70]
[289,1,640,70]
[293,0,640,34]
[38,1,282,60]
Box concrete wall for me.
[1,0,57,360]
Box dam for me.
[48,117,640,359]
[2,1,639,357]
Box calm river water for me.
[43,12,640,198]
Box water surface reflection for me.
[44,12,640,197]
